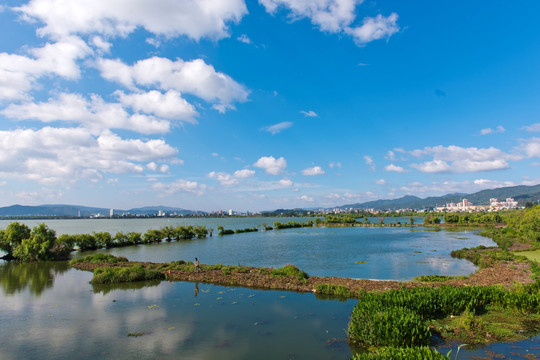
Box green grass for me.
[352,346,449,360]
[270,264,309,280]
[414,274,467,282]
[69,254,128,265]
[91,265,165,284]
[514,249,540,263]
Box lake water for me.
[1,218,538,359]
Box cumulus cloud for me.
[151,179,206,196]
[300,110,318,117]
[345,13,399,45]
[254,156,287,175]
[208,171,239,186]
[375,179,387,185]
[259,0,399,45]
[208,168,255,186]
[409,145,519,173]
[278,178,293,187]
[302,166,325,176]
[521,137,540,158]
[97,56,249,112]
[297,194,314,202]
[385,164,405,173]
[523,123,540,132]
[237,34,252,44]
[480,125,505,135]
[16,0,248,40]
[0,36,91,100]
[115,90,198,123]
[234,169,255,178]
[0,127,177,184]
[2,92,171,134]
[263,121,293,134]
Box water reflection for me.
[0,261,69,296]
[91,279,162,295]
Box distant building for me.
[110,208,114,217]
[229,209,233,216]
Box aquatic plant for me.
[69,254,128,265]
[315,284,351,298]
[352,346,449,359]
[91,265,165,284]
[271,264,309,280]
[414,275,467,282]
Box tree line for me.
[0,223,209,261]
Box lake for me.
[1,218,538,359]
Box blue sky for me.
[1,0,540,212]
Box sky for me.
[0,0,540,212]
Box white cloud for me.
[259,0,399,46]
[385,164,405,173]
[278,178,293,187]
[254,156,287,175]
[97,56,249,112]
[0,127,177,184]
[208,168,255,185]
[260,0,358,33]
[16,0,248,40]
[264,121,293,134]
[115,90,198,123]
[364,155,375,171]
[480,125,505,135]
[152,179,206,196]
[409,145,519,173]
[2,92,171,134]
[237,34,252,44]
[208,171,239,186]
[523,123,540,132]
[345,13,399,45]
[521,137,540,158]
[234,169,255,178]
[300,110,318,117]
[329,162,341,168]
[375,179,387,185]
[302,166,325,176]
[297,194,314,202]
[386,150,395,161]
[0,36,91,100]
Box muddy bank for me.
[72,260,534,294]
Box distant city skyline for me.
[1,1,540,211]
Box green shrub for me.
[91,265,165,284]
[348,301,430,347]
[271,264,309,280]
[352,346,449,360]
[70,254,128,265]
[315,284,351,297]
[414,275,467,282]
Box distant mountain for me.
[340,184,540,211]
[0,204,196,217]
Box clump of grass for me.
[348,283,540,348]
[414,274,467,282]
[91,265,165,284]
[69,254,128,265]
[271,264,309,280]
[352,346,449,359]
[221,265,250,275]
[316,284,351,298]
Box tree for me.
[12,224,57,261]
[0,222,31,259]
